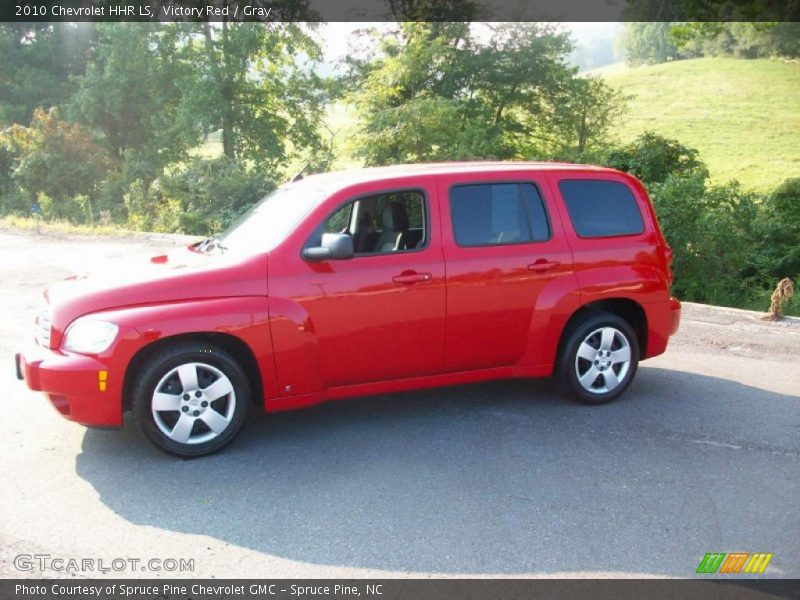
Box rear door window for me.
[450,183,550,247]
[558,180,644,238]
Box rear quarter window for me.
[558,179,644,238]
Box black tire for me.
[131,341,250,458]
[555,312,640,405]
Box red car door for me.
[269,178,446,389]
[437,171,574,371]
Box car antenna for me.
[291,162,311,182]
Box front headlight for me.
[35,303,51,348]
[62,318,119,354]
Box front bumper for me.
[15,341,122,427]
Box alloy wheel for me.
[573,326,632,395]
[151,362,236,445]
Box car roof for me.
[295,161,623,191]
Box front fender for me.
[266,296,324,398]
[90,297,277,418]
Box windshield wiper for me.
[196,236,228,254]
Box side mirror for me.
[303,232,354,262]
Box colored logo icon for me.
[696,552,773,574]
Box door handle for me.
[392,272,433,284]
[527,259,561,273]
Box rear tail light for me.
[663,245,675,285]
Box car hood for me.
[45,246,268,344]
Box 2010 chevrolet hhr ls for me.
[16,162,681,457]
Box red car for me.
[16,162,681,457]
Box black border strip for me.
[4,579,800,600]
[2,0,799,22]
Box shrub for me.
[1,108,113,220]
[0,185,32,216]
[123,179,180,234]
[0,145,13,195]
[759,178,800,282]
[123,157,276,235]
[694,181,765,307]
[648,173,795,311]
[647,173,710,300]
[604,132,708,186]
[94,170,130,223]
[160,157,276,235]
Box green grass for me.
[593,57,800,192]
[0,215,131,236]
[187,129,227,162]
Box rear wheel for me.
[131,342,250,457]
[556,313,639,405]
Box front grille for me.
[35,304,51,348]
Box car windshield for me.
[217,183,327,255]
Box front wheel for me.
[556,313,639,405]
[131,342,250,457]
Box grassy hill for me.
[594,57,800,192]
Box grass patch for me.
[0,216,198,245]
[594,57,800,191]
[0,215,132,236]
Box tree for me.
[346,23,483,164]
[0,24,94,125]
[474,23,575,157]
[622,22,678,65]
[385,0,481,20]
[668,22,800,59]
[621,0,685,21]
[543,76,627,158]
[347,23,580,164]
[180,22,326,169]
[72,24,198,179]
[678,0,799,21]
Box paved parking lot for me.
[1,228,798,578]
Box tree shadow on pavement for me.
[75,366,800,576]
